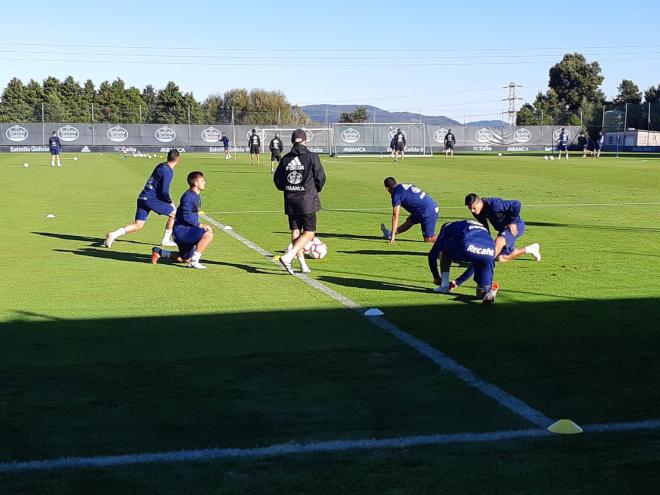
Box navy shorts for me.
[250,146,260,154]
[410,207,439,238]
[445,143,454,150]
[271,153,281,162]
[558,144,568,151]
[134,198,175,222]
[50,149,60,155]
[396,143,405,151]
[498,220,525,256]
[173,225,206,259]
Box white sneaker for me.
[433,285,450,294]
[187,261,207,269]
[380,223,391,240]
[162,239,178,247]
[104,233,115,248]
[527,243,542,261]
[300,265,312,274]
[279,257,295,275]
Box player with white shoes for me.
[151,171,213,269]
[48,131,62,167]
[464,193,541,263]
[428,220,499,304]
[104,149,180,248]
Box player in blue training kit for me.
[381,177,439,243]
[151,171,214,269]
[465,193,541,263]
[557,127,569,160]
[221,132,231,160]
[48,131,62,167]
[428,220,499,304]
[105,149,180,248]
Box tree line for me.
[516,53,660,131]
[0,76,312,125]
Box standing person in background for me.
[389,134,397,161]
[269,133,284,173]
[48,131,62,167]
[578,132,589,158]
[274,129,326,275]
[249,129,261,165]
[221,132,231,160]
[444,129,456,159]
[557,127,570,160]
[393,128,406,163]
[595,132,604,158]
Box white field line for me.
[202,214,552,428]
[204,201,660,215]
[2,419,660,473]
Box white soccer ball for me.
[306,237,328,260]
[543,156,548,160]
[73,156,78,161]
[549,156,555,161]
[23,162,29,168]
[497,152,502,157]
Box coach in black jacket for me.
[274,129,326,275]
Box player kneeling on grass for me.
[428,220,499,304]
[465,193,541,263]
[274,129,326,275]
[105,149,179,248]
[151,171,213,269]
[381,177,439,244]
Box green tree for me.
[644,85,660,103]
[613,79,642,105]
[82,79,96,121]
[516,90,564,125]
[339,106,369,123]
[152,81,188,124]
[24,79,45,122]
[0,78,32,122]
[201,93,224,124]
[59,76,86,121]
[548,53,605,112]
[141,84,157,123]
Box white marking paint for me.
[2,419,659,473]
[201,214,553,428]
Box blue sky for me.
[2,0,657,120]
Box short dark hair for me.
[251,129,256,133]
[465,193,480,206]
[167,149,179,162]
[187,171,204,186]
[384,177,397,189]
[52,131,57,135]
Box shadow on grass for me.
[337,249,428,256]
[317,275,432,293]
[33,231,153,247]
[53,248,278,275]
[525,222,660,234]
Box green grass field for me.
[1,150,659,494]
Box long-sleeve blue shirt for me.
[472,197,522,233]
[139,163,174,204]
[174,190,201,228]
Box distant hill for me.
[300,104,504,127]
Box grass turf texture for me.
[1,151,659,493]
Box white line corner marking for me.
[201,214,553,428]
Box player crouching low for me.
[428,220,499,304]
[151,171,213,269]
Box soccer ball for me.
[549,156,555,161]
[73,156,78,161]
[497,152,502,157]
[306,237,328,259]
[543,156,548,160]
[23,162,29,168]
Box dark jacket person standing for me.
[273,129,326,275]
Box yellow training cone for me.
[547,419,583,435]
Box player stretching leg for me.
[105,149,180,248]
[48,131,62,167]
[152,171,213,269]
[465,193,541,262]
[428,220,499,304]
[380,177,439,244]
